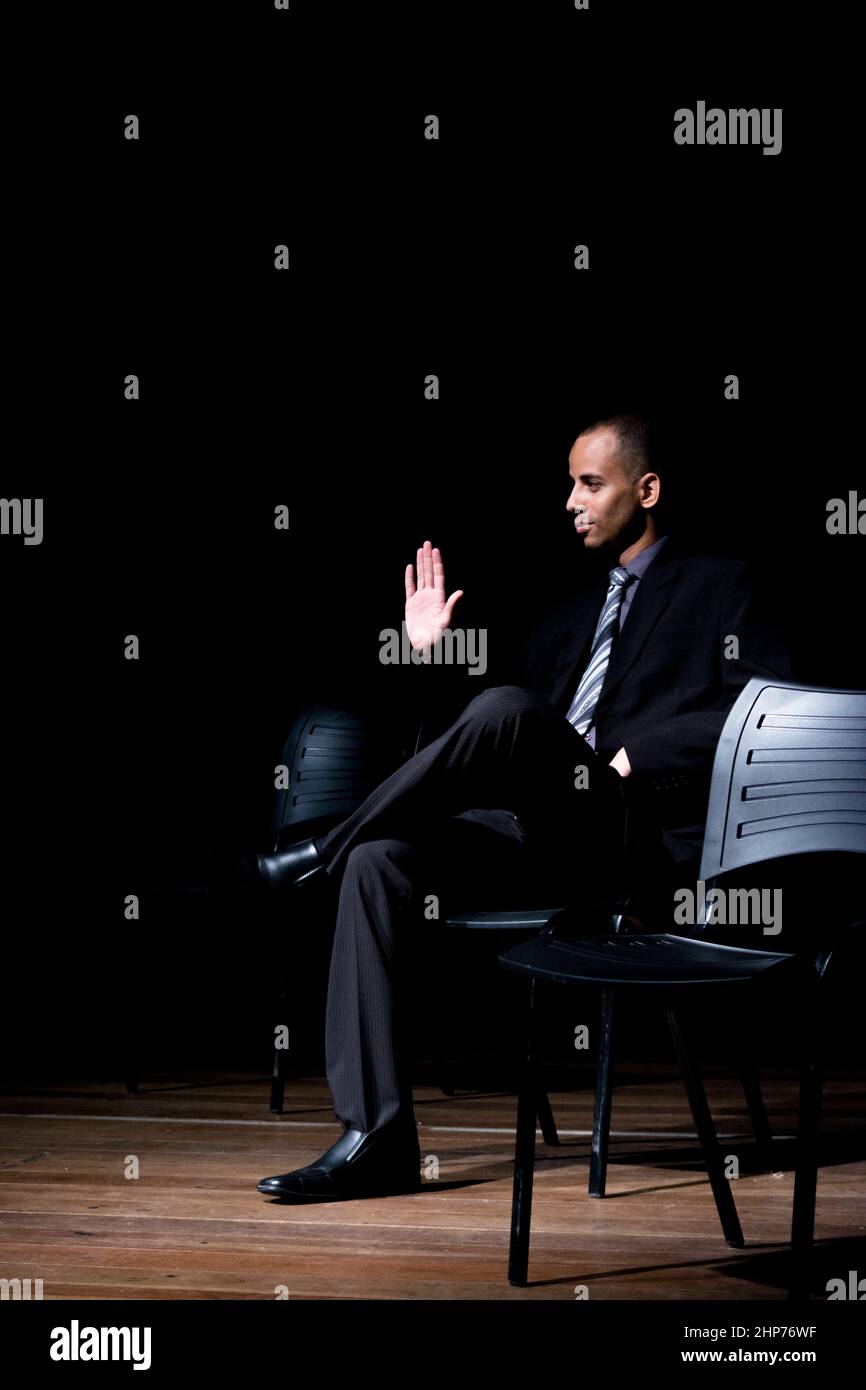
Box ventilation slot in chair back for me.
[700,681,866,882]
[271,705,420,841]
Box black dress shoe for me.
[257,1118,421,1200]
[253,837,326,891]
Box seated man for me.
[254,413,794,1200]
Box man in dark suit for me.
[255,414,794,1201]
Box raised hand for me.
[404,540,464,657]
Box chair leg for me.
[733,1007,774,1168]
[788,1011,824,1301]
[270,1046,286,1114]
[508,979,542,1286]
[537,1090,559,1146]
[738,1060,774,1168]
[667,1008,744,1248]
[509,1063,541,1286]
[270,990,288,1114]
[589,988,615,1198]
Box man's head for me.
[566,414,663,556]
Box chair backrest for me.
[270,704,422,847]
[696,679,866,928]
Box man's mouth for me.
[574,518,593,533]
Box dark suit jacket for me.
[511,533,796,863]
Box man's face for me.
[566,427,646,551]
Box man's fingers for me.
[432,545,446,596]
[413,540,450,600]
[444,590,464,620]
[405,563,416,601]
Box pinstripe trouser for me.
[314,684,628,1134]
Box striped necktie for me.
[565,566,636,735]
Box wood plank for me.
[0,1066,863,1299]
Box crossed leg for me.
[318,686,629,1134]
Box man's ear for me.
[640,471,661,509]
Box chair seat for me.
[445,907,565,930]
[498,931,798,987]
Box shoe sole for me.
[258,865,327,892]
[257,1172,421,1199]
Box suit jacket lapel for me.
[549,536,683,710]
[595,537,682,703]
[549,573,609,709]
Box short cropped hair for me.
[576,414,655,484]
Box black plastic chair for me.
[443,789,772,1190]
[497,678,866,1294]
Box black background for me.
[2,4,862,1080]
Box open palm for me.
[404,540,464,655]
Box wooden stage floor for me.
[1,1065,864,1300]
